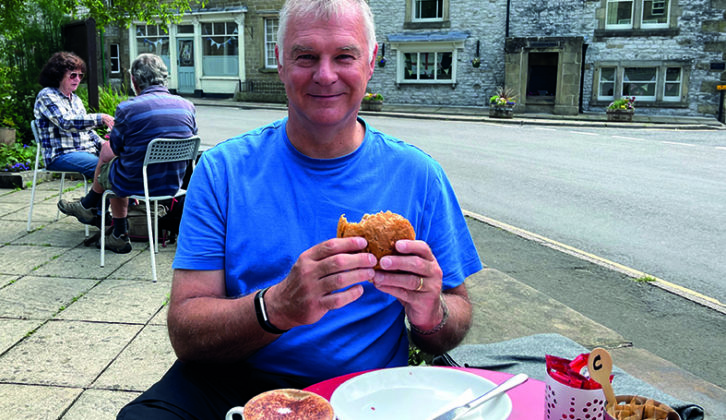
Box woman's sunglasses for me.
[69,72,84,80]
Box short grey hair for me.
[130,53,168,91]
[277,0,377,64]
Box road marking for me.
[463,209,726,315]
[569,131,598,136]
[716,146,726,151]
[535,127,557,131]
[612,135,645,141]
[662,141,695,147]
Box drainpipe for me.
[579,41,588,114]
[505,0,511,38]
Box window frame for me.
[593,62,688,107]
[640,0,670,28]
[109,43,120,74]
[200,21,240,77]
[392,40,463,86]
[602,0,673,31]
[412,0,444,22]
[263,17,279,70]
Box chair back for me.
[143,136,201,168]
[30,120,43,171]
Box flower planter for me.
[607,110,634,122]
[489,106,514,119]
[0,127,16,145]
[362,100,383,111]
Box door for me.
[177,38,195,94]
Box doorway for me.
[527,52,558,100]
[177,38,195,94]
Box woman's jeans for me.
[47,151,99,179]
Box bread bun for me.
[337,211,415,269]
[243,389,334,420]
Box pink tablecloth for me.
[303,366,546,419]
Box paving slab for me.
[109,244,177,283]
[0,244,62,275]
[60,389,141,420]
[0,273,18,287]
[0,320,141,387]
[0,275,97,319]
[149,304,169,326]
[0,383,82,420]
[12,221,90,247]
[56,280,169,324]
[33,246,142,280]
[0,220,28,244]
[93,325,176,392]
[463,268,630,349]
[0,318,42,354]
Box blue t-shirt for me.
[173,117,482,383]
[108,85,197,197]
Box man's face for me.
[277,9,376,128]
[60,69,83,95]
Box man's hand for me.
[265,236,377,330]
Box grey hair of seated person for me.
[276,0,377,64]
[130,53,168,92]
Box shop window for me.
[135,24,170,70]
[264,18,278,69]
[110,44,120,74]
[202,21,239,77]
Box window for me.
[605,0,670,29]
[663,67,682,101]
[598,68,616,100]
[404,51,452,81]
[605,0,633,27]
[623,67,656,100]
[264,18,278,69]
[109,44,120,74]
[413,0,443,21]
[594,63,686,105]
[201,22,239,76]
[135,24,170,70]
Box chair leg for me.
[56,174,66,221]
[82,176,89,238]
[100,191,109,268]
[145,200,157,282]
[26,171,40,232]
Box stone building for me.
[99,0,725,118]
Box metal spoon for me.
[430,373,529,420]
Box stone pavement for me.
[1,179,724,420]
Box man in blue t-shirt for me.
[118,1,481,419]
[58,53,197,253]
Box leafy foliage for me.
[490,86,517,107]
[363,92,384,102]
[607,96,636,111]
[76,85,130,136]
[0,141,36,172]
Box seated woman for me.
[33,51,114,179]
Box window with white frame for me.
[598,67,616,100]
[595,64,685,104]
[663,67,682,101]
[394,42,459,85]
[605,0,670,29]
[110,44,120,74]
[413,0,443,21]
[135,24,170,70]
[201,22,239,76]
[264,18,278,69]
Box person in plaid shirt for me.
[33,51,115,178]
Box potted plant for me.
[489,87,517,118]
[606,96,636,122]
[361,92,384,111]
[471,57,481,68]
[377,55,387,68]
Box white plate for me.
[330,366,512,420]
